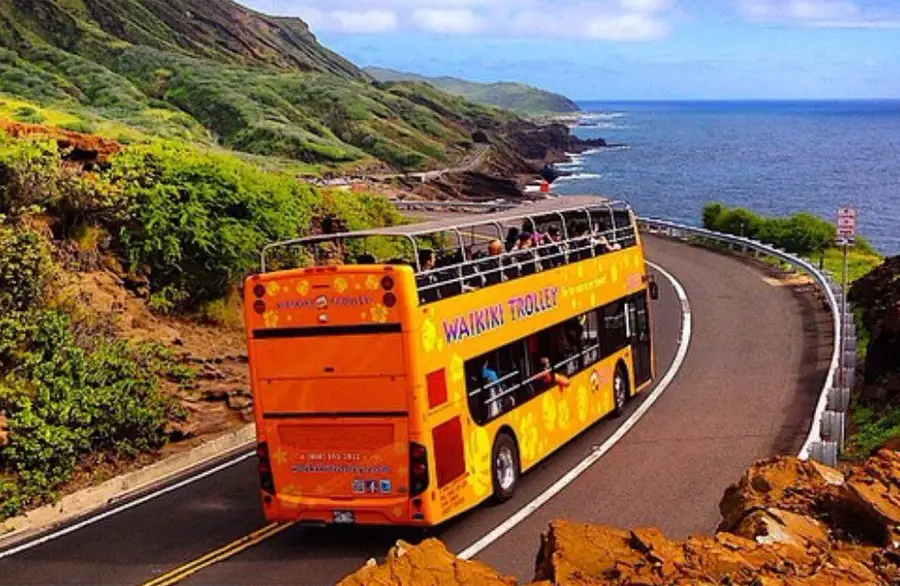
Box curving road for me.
[0,234,832,585]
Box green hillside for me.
[0,0,520,172]
[364,67,581,117]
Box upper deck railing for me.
[259,197,643,305]
[380,199,852,469]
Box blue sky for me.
[238,0,900,100]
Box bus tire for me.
[491,432,519,503]
[612,363,630,417]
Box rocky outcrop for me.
[849,255,900,403]
[0,120,122,166]
[342,451,900,586]
[338,539,517,586]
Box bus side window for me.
[601,301,628,359]
[581,311,601,367]
[613,210,637,248]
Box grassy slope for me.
[365,66,581,117]
[0,0,519,172]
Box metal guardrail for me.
[391,199,854,467]
[638,218,853,466]
[392,199,519,213]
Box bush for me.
[0,224,186,520]
[58,119,96,134]
[703,202,841,257]
[12,106,43,124]
[105,142,317,311]
[0,226,53,314]
[0,133,63,216]
[0,311,181,518]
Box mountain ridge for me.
[0,0,564,173]
[365,66,581,116]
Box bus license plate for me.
[333,511,355,524]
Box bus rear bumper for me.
[263,494,422,526]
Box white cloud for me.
[412,9,485,33]
[735,0,900,28]
[285,6,399,33]
[240,0,680,41]
[586,12,670,41]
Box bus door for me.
[627,292,653,387]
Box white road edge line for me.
[458,260,692,560]
[0,261,691,563]
[0,452,255,561]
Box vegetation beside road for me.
[700,202,898,460]
[701,202,883,281]
[0,128,404,521]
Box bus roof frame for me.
[260,195,634,273]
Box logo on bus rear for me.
[353,479,391,494]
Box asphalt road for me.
[0,235,832,586]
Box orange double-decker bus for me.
[243,196,659,527]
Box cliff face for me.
[340,450,900,585]
[1,0,364,77]
[849,256,900,401]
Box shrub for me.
[58,119,96,134]
[12,106,43,124]
[0,310,181,518]
[0,224,186,519]
[0,133,63,216]
[701,202,724,230]
[703,202,846,257]
[0,226,53,314]
[105,142,316,312]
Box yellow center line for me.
[140,522,295,586]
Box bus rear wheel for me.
[612,365,630,417]
[491,432,519,503]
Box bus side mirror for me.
[649,280,660,301]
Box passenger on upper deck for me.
[416,249,440,302]
[540,225,565,268]
[513,232,538,276]
[477,240,504,286]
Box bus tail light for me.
[409,442,429,497]
[257,442,275,494]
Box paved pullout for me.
[0,235,831,586]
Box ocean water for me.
[553,100,900,255]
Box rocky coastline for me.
[340,450,900,585]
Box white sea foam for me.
[556,173,603,181]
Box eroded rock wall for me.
[341,451,900,586]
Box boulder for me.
[337,538,517,586]
[734,508,830,550]
[717,456,844,533]
[843,449,900,543]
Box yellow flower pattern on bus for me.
[263,310,278,328]
[421,318,437,353]
[333,277,348,293]
[467,427,491,497]
[577,386,590,423]
[296,280,310,296]
[370,303,389,323]
[541,393,557,432]
[518,412,539,462]
[365,275,380,290]
[266,281,281,297]
[449,354,464,384]
[558,399,571,431]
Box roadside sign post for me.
[836,207,857,391]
